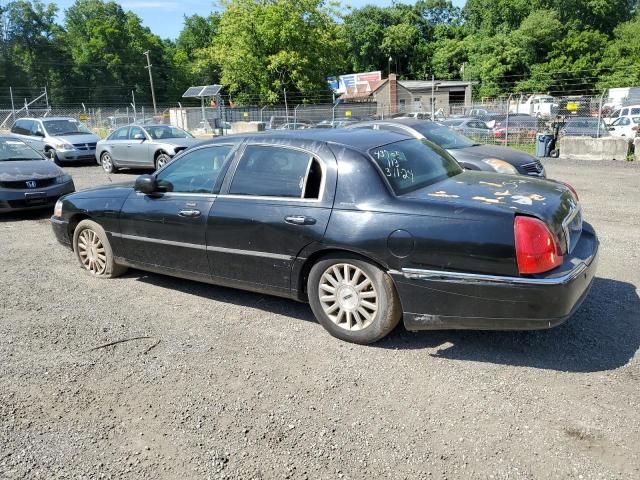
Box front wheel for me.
[100,152,117,173]
[73,220,127,278]
[308,255,402,344]
[47,149,62,165]
[155,153,170,170]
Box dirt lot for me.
[1,159,639,479]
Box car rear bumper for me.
[392,224,599,331]
[0,181,75,213]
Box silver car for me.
[10,117,99,165]
[96,124,200,173]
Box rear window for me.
[369,139,462,195]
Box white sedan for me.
[608,116,640,138]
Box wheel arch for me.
[68,213,91,249]
[294,247,391,302]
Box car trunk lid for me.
[401,171,581,255]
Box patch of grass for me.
[503,142,536,156]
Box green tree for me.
[0,1,69,101]
[213,0,346,104]
[598,13,640,88]
[63,0,169,104]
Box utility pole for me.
[143,50,157,115]
[9,87,15,124]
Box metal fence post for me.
[505,93,513,147]
[597,90,606,138]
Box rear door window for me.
[229,145,322,199]
[109,127,129,140]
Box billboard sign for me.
[328,71,382,93]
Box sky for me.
[53,0,467,40]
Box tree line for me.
[0,0,638,107]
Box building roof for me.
[339,79,388,101]
[399,80,477,90]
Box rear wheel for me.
[308,255,402,344]
[72,220,127,278]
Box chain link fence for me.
[1,93,631,155]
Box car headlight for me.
[482,158,518,175]
[55,174,72,184]
[54,142,74,151]
[54,199,63,218]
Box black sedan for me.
[349,118,546,177]
[1,136,75,213]
[51,129,597,344]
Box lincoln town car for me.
[50,129,598,344]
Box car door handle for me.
[285,215,316,225]
[179,209,201,218]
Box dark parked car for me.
[51,129,597,344]
[560,117,609,138]
[348,118,545,176]
[1,136,75,212]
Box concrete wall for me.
[635,138,640,162]
[559,136,630,161]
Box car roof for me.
[204,128,410,152]
[19,117,78,121]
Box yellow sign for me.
[243,112,249,118]
[345,110,352,117]
[79,114,88,121]
[163,111,170,119]
[567,102,578,112]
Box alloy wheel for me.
[77,228,107,275]
[318,263,378,331]
[101,153,113,173]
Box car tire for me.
[307,254,402,344]
[155,153,170,170]
[100,152,117,173]
[46,148,62,165]
[72,220,127,278]
[550,149,560,158]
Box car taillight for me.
[561,181,579,202]
[514,216,563,274]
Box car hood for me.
[402,171,577,248]
[54,133,100,144]
[447,144,536,167]
[0,160,64,181]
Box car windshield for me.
[412,123,477,149]
[144,126,193,140]
[0,139,43,161]
[43,119,92,135]
[442,120,464,127]
[369,138,462,195]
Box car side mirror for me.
[134,174,158,194]
[34,131,45,137]
[608,127,615,131]
[133,133,145,140]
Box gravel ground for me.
[1,159,639,479]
